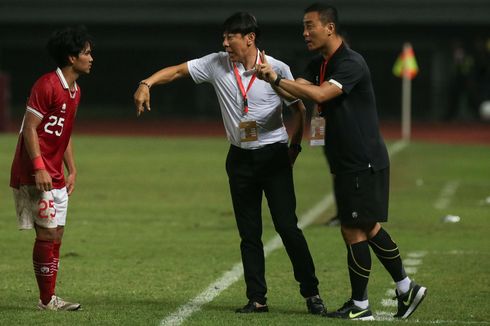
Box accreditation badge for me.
[239,120,259,148]
[310,116,325,146]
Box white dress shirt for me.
[187,50,297,149]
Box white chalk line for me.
[434,180,461,210]
[160,141,408,326]
[160,194,334,326]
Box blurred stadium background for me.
[1,2,490,325]
[0,0,489,130]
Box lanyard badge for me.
[310,116,325,146]
[233,58,262,148]
[310,59,328,146]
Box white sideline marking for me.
[404,258,422,266]
[408,251,428,258]
[387,140,408,156]
[159,261,244,326]
[434,180,460,210]
[405,266,418,274]
[160,195,334,326]
[374,311,395,320]
[381,299,397,307]
[160,141,407,326]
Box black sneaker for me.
[325,299,374,320]
[235,301,269,313]
[394,282,427,319]
[306,295,326,315]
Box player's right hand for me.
[134,83,151,117]
[34,169,53,192]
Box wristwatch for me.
[289,143,302,152]
[274,74,283,86]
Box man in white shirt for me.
[133,12,325,315]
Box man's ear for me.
[246,32,256,46]
[68,55,77,64]
[326,22,335,36]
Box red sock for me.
[52,242,61,296]
[33,239,55,305]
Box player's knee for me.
[35,226,58,241]
[56,226,65,241]
[340,223,373,244]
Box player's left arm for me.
[287,100,306,166]
[257,55,343,103]
[63,138,77,195]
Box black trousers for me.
[226,143,320,303]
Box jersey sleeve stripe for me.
[328,79,343,90]
[26,106,44,120]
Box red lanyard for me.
[319,57,329,85]
[317,43,342,114]
[317,58,329,114]
[319,43,343,85]
[233,57,261,114]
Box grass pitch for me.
[0,134,489,325]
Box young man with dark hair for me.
[134,12,326,315]
[10,25,93,311]
[256,3,426,321]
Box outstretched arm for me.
[257,56,342,103]
[274,77,342,104]
[134,62,190,116]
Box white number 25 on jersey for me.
[44,116,65,136]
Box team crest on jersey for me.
[61,103,66,113]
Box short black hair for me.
[46,25,93,68]
[223,12,261,42]
[304,3,340,32]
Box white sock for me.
[396,276,411,294]
[353,299,369,309]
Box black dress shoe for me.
[306,296,327,315]
[235,301,269,313]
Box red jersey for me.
[10,68,81,189]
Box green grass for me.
[0,134,489,325]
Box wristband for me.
[32,156,46,170]
[139,81,151,89]
[274,74,283,86]
[289,143,302,152]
